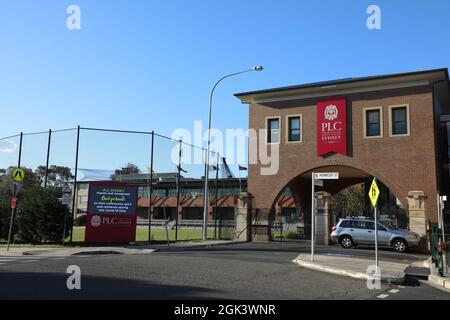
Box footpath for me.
[0,240,241,257]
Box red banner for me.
[317,97,347,156]
[85,182,138,243]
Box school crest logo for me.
[324,105,338,121]
[91,215,101,227]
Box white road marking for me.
[51,257,65,260]
[377,294,389,299]
[389,289,399,294]
[20,260,39,263]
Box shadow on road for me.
[0,271,222,300]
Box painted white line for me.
[20,260,39,263]
[398,285,406,289]
[377,294,389,299]
[389,289,399,294]
[51,257,65,260]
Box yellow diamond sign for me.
[368,178,380,208]
[12,168,25,182]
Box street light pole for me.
[201,66,264,241]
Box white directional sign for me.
[62,188,72,199]
[314,179,323,187]
[314,172,339,180]
[9,182,23,197]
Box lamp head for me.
[253,66,264,72]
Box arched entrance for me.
[268,165,408,243]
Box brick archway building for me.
[235,69,450,247]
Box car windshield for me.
[379,221,395,230]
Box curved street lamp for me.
[202,66,264,241]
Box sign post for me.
[369,178,381,267]
[61,188,73,244]
[6,168,25,252]
[6,196,17,252]
[311,172,339,262]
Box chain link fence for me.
[0,127,241,244]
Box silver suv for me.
[330,217,421,253]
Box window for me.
[366,110,380,136]
[79,196,88,204]
[286,115,301,142]
[78,183,88,190]
[266,117,280,143]
[389,105,410,136]
[363,107,382,138]
[392,107,407,134]
[365,221,375,230]
[348,220,365,229]
[339,220,349,228]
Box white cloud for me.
[0,140,18,153]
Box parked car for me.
[330,217,421,252]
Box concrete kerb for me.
[152,240,248,252]
[292,254,406,285]
[1,240,246,257]
[19,247,157,257]
[426,257,450,292]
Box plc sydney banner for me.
[85,182,138,243]
[317,97,347,156]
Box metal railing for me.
[430,222,449,276]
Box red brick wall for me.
[248,86,438,223]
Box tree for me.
[0,166,41,241]
[331,185,365,219]
[0,166,71,243]
[114,163,140,175]
[14,186,70,243]
[35,165,74,188]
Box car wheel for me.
[340,235,353,249]
[392,238,408,253]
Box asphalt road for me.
[0,242,449,300]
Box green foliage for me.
[15,186,71,244]
[114,162,140,175]
[0,193,10,240]
[331,185,365,218]
[286,231,299,239]
[0,166,71,244]
[35,165,74,188]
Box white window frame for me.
[265,116,281,145]
[285,114,303,143]
[363,106,383,139]
[388,104,410,137]
[79,195,88,205]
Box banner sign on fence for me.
[85,182,138,243]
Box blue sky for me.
[0,0,449,177]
